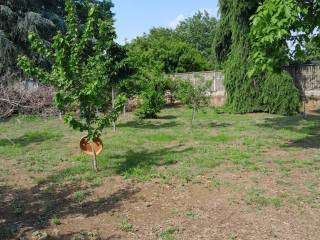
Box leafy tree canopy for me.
[126,27,209,74]
[250,0,320,76]
[175,10,218,66]
[18,0,128,141]
[214,0,301,115]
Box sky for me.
[112,0,219,44]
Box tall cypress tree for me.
[215,0,260,113]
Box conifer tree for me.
[215,0,302,115]
[0,0,65,80]
[215,0,260,113]
[0,0,113,82]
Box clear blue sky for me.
[112,0,219,44]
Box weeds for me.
[160,227,177,240]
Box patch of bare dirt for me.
[1,162,320,239]
[261,148,316,160]
[0,159,46,188]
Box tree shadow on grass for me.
[111,146,193,176]
[41,145,193,186]
[117,120,180,129]
[0,145,192,239]
[156,115,177,120]
[258,114,320,149]
[0,182,139,239]
[0,131,63,147]
[209,121,232,128]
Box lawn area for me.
[1,107,320,239]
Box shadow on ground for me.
[0,131,63,147]
[111,145,193,175]
[48,233,122,240]
[117,120,179,129]
[258,114,320,149]
[0,182,139,239]
[0,145,193,238]
[42,145,193,185]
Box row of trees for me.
[3,0,319,170]
[121,11,218,118]
[126,10,218,74]
[15,0,212,170]
[0,1,215,120]
[2,0,320,118]
[0,5,219,80]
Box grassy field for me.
[1,107,320,239]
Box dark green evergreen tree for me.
[0,0,65,80]
[215,0,260,113]
[0,0,114,82]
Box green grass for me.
[51,217,62,225]
[160,227,177,240]
[117,218,134,232]
[73,190,90,203]
[1,107,320,185]
[245,188,283,209]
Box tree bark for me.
[123,104,126,117]
[91,142,98,172]
[112,86,116,132]
[191,107,196,127]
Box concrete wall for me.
[19,64,320,107]
[173,71,225,106]
[174,64,320,106]
[284,64,320,99]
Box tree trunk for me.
[123,104,126,117]
[112,86,116,132]
[191,107,196,127]
[91,142,98,172]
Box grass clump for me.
[117,218,134,232]
[245,188,282,209]
[160,227,177,240]
[73,191,90,204]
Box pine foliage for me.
[0,0,65,80]
[216,0,301,115]
[259,72,300,115]
[217,0,260,113]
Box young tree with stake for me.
[18,0,128,172]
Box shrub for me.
[259,72,300,115]
[135,70,171,119]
